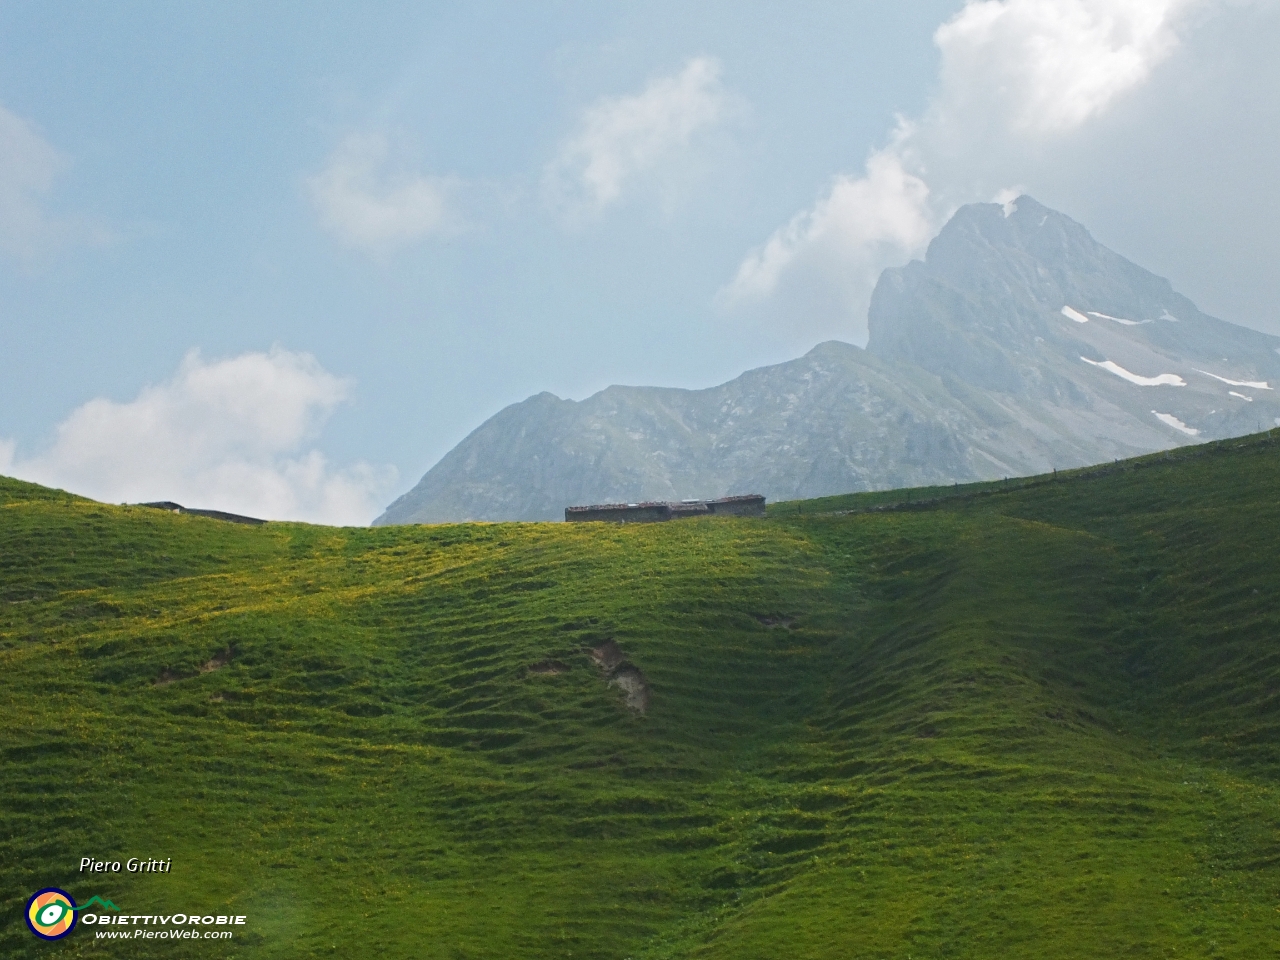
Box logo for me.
[25,888,78,941]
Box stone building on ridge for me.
[564,494,765,523]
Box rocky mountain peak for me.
[376,199,1280,524]
[865,195,1199,393]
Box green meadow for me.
[3,432,1280,958]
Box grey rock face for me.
[376,196,1280,524]
[868,196,1280,453]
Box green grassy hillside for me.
[3,433,1280,958]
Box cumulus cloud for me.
[722,0,1214,344]
[720,145,933,331]
[307,133,459,251]
[932,0,1195,137]
[3,348,395,525]
[0,103,108,262]
[545,57,731,218]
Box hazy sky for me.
[3,1,1279,523]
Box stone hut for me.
[564,494,765,523]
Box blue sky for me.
[3,1,1279,522]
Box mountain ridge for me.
[376,196,1280,524]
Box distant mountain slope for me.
[867,195,1280,452]
[377,196,1280,524]
[376,346,1045,524]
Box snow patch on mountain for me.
[1081,357,1186,387]
[1153,412,1199,436]
[1195,370,1271,390]
[1088,311,1151,326]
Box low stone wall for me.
[705,495,766,517]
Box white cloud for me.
[545,57,730,218]
[0,103,65,257]
[722,0,1215,344]
[5,348,395,525]
[719,145,933,328]
[0,102,108,262]
[307,133,458,251]
[932,0,1196,137]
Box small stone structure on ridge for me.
[139,501,267,526]
[564,494,765,523]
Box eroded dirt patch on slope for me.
[752,613,795,629]
[154,644,236,686]
[589,640,650,713]
[200,644,235,673]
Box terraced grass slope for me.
[3,432,1280,958]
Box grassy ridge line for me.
[0,474,86,505]
[768,428,1280,518]
[2,434,1280,957]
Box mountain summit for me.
[376,198,1280,524]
